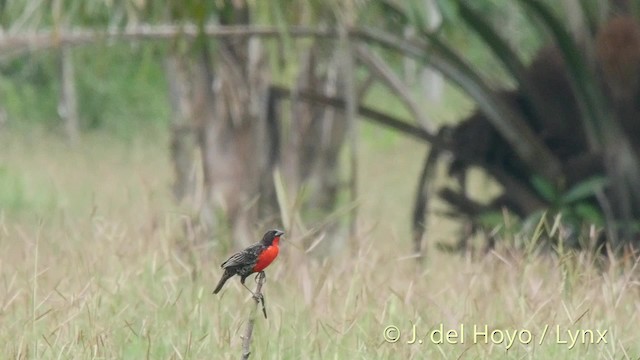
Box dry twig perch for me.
[241,271,267,360]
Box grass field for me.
[1,126,639,359]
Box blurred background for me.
[4,0,640,253]
[2,0,640,358]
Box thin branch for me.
[412,147,440,256]
[354,44,434,131]
[241,271,267,360]
[356,72,375,99]
[0,25,339,53]
[269,85,439,145]
[340,27,359,242]
[0,25,406,56]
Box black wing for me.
[220,243,261,269]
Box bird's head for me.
[261,229,284,245]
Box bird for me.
[213,229,284,296]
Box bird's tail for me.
[213,271,232,294]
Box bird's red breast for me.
[252,236,280,273]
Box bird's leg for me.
[242,273,267,318]
[241,281,259,298]
[254,271,266,283]
[241,278,264,302]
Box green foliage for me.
[0,53,60,128]
[561,176,607,204]
[0,43,170,138]
[74,44,170,136]
[526,175,607,248]
[476,174,608,251]
[530,175,606,226]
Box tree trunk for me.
[281,42,350,251]
[165,53,198,204]
[198,4,273,246]
[58,45,79,144]
[164,2,275,247]
[164,45,217,243]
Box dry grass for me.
[1,128,639,359]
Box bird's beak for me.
[276,230,285,238]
